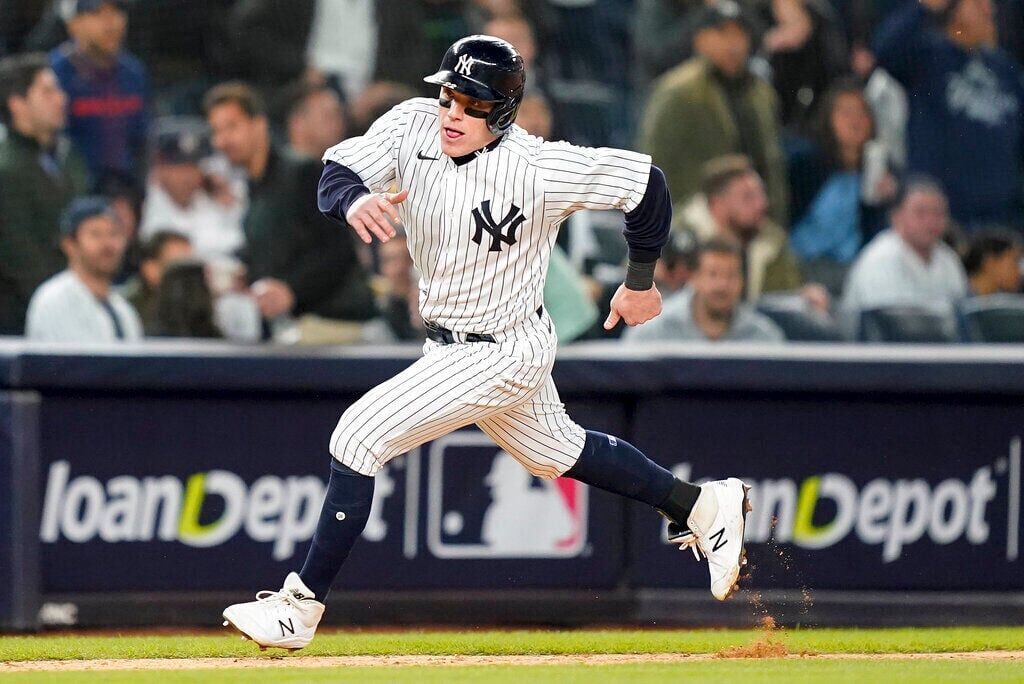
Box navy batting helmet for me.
[424,35,526,136]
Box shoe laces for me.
[255,588,306,613]
[676,533,703,561]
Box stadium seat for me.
[960,295,1024,343]
[755,293,845,342]
[858,306,958,343]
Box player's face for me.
[693,251,743,317]
[437,87,498,157]
[63,214,127,280]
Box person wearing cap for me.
[25,196,144,342]
[638,0,788,225]
[49,0,147,187]
[874,0,1024,232]
[0,52,89,335]
[139,117,245,260]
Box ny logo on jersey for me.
[454,55,477,76]
[471,200,526,252]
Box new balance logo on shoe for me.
[279,618,295,637]
[709,527,728,552]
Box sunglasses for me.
[438,94,491,119]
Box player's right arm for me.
[318,100,415,243]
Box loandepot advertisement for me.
[34,395,1024,593]
[629,396,1024,591]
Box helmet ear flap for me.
[486,91,523,136]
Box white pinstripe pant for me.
[329,310,587,478]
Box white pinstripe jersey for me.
[323,97,652,333]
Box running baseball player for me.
[222,36,751,650]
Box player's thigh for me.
[476,377,586,479]
[330,342,544,474]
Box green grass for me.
[0,627,1022,662]
[4,661,1024,684]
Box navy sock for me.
[299,459,374,601]
[565,431,700,524]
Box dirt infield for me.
[3,651,1023,672]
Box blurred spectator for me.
[675,155,804,300]
[204,82,376,333]
[282,81,347,160]
[788,78,896,293]
[841,176,968,318]
[760,0,848,134]
[151,258,221,338]
[638,0,789,223]
[655,228,700,295]
[96,171,143,282]
[25,196,143,341]
[873,0,1024,230]
[50,0,147,187]
[0,52,88,335]
[139,117,245,260]
[963,228,1023,295]
[624,237,785,343]
[348,81,416,137]
[121,229,192,334]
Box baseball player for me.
[223,36,751,650]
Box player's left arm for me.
[537,143,670,328]
[604,164,672,330]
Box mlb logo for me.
[425,431,588,558]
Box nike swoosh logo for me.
[417,151,440,160]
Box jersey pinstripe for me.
[323,97,652,334]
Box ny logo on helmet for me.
[472,200,526,252]
[454,55,477,77]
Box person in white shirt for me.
[139,117,245,260]
[841,176,968,324]
[26,196,143,342]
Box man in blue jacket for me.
[50,0,147,187]
[874,0,1024,231]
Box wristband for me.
[624,259,656,291]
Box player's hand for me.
[252,278,295,319]
[345,190,409,244]
[604,284,662,330]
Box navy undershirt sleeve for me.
[623,165,672,263]
[317,161,371,224]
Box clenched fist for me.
[604,284,663,330]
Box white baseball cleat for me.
[222,572,325,651]
[668,478,752,601]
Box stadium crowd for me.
[0,0,1021,345]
